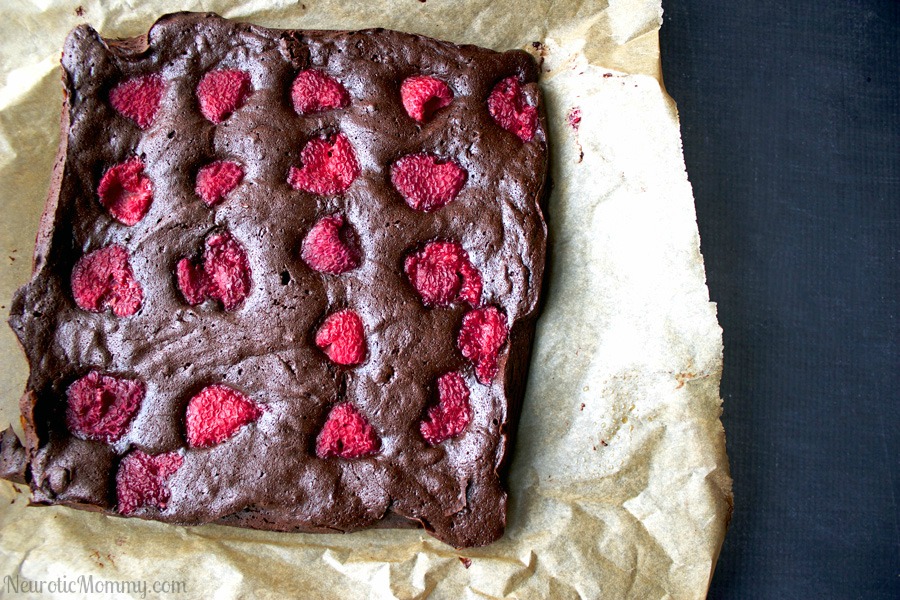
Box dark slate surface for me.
[659,1,899,597]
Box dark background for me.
[659,0,899,597]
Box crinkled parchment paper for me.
[0,0,731,598]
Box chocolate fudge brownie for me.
[3,12,548,548]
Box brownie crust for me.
[7,12,548,548]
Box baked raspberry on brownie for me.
[1,12,547,548]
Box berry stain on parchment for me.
[568,106,584,163]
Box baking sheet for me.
[0,1,731,598]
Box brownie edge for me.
[6,12,548,548]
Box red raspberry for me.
[390,153,467,212]
[66,371,144,444]
[195,161,244,207]
[400,75,453,122]
[196,69,252,124]
[315,309,366,366]
[316,402,379,459]
[116,450,183,515]
[109,74,165,129]
[288,134,360,196]
[404,241,482,307]
[185,385,263,448]
[71,245,143,317]
[291,69,350,115]
[487,76,537,142]
[301,214,361,275]
[177,230,251,311]
[420,372,472,445]
[97,158,153,226]
[176,258,208,307]
[457,306,509,384]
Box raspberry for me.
[196,69,252,124]
[71,245,143,317]
[390,153,467,212]
[315,309,366,366]
[109,74,165,129]
[66,371,144,444]
[185,385,263,448]
[316,402,379,459]
[116,450,183,515]
[487,76,538,142]
[420,372,472,445]
[177,230,251,311]
[176,259,208,306]
[400,75,453,122]
[457,306,509,384]
[404,241,482,307]
[288,134,360,196]
[301,214,361,275]
[291,69,350,115]
[97,158,153,226]
[195,161,244,207]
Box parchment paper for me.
[0,1,732,598]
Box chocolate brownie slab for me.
[4,12,548,548]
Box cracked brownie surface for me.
[5,12,547,548]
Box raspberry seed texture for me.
[116,450,183,515]
[71,245,143,317]
[390,153,466,212]
[185,384,263,448]
[458,306,509,384]
[420,372,472,445]
[404,241,482,307]
[288,134,360,196]
[196,69,252,123]
[401,76,453,122]
[487,76,537,141]
[301,215,361,275]
[66,371,144,444]
[315,309,367,366]
[316,402,379,459]
[291,69,350,115]
[177,230,252,311]
[97,158,153,226]
[195,161,244,207]
[109,74,165,129]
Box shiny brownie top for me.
[9,12,547,548]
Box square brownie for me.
[2,12,547,548]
